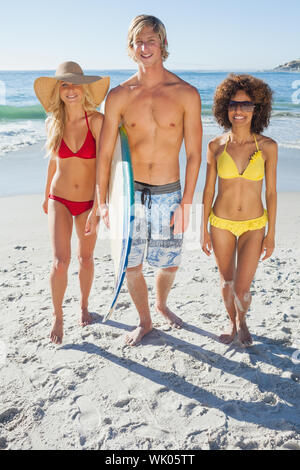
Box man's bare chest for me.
[123,91,183,129]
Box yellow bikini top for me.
[217,134,264,181]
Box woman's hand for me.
[261,233,275,261]
[99,203,110,229]
[201,227,212,256]
[42,199,48,214]
[85,209,100,236]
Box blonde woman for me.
[34,62,109,344]
[201,74,277,347]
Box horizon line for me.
[0,67,281,73]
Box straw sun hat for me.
[34,61,110,112]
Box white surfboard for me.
[103,126,134,322]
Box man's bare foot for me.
[125,323,153,347]
[155,305,183,329]
[219,324,237,344]
[50,316,63,345]
[237,320,253,347]
[80,307,93,327]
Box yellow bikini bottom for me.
[209,209,268,237]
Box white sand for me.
[0,192,299,450]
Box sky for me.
[0,0,299,70]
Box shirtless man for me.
[88,15,202,345]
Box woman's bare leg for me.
[48,199,73,344]
[210,226,237,344]
[74,210,99,326]
[234,228,265,347]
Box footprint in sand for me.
[115,302,131,310]
[114,397,132,408]
[0,408,20,424]
[75,396,100,435]
[0,436,8,449]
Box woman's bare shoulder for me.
[88,110,103,121]
[257,134,278,157]
[208,133,229,154]
[88,111,104,136]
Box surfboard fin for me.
[102,308,114,323]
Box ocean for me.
[0,70,299,195]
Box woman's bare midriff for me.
[213,178,264,221]
[50,157,96,201]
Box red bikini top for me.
[58,112,96,159]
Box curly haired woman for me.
[201,74,278,347]
[34,62,109,344]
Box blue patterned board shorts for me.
[127,180,183,269]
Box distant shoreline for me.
[274,59,300,72]
[272,69,300,73]
[1,68,300,73]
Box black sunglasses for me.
[228,100,255,112]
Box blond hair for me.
[45,82,98,156]
[127,15,169,62]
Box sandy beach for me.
[0,191,299,450]
[1,3,300,453]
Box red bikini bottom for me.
[49,194,94,216]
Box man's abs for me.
[125,123,183,185]
[131,151,180,185]
[121,81,186,184]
